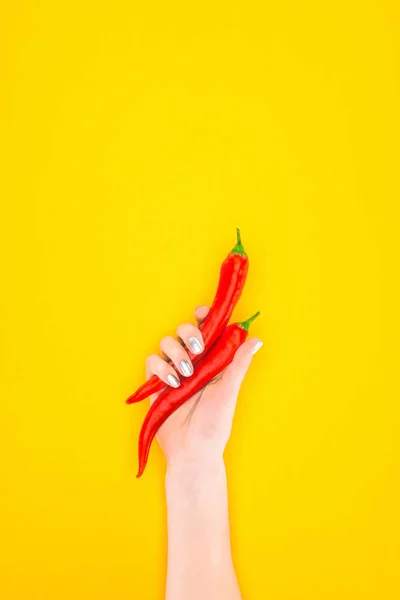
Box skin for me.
[144,305,263,600]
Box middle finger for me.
[159,336,194,377]
[176,322,204,356]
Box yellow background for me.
[1,1,400,598]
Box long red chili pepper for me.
[136,311,260,477]
[126,229,249,404]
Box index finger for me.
[194,305,210,325]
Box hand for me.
[145,306,263,473]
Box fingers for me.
[160,336,194,378]
[145,354,181,389]
[194,305,210,325]
[157,306,210,378]
[145,305,210,391]
[176,323,204,356]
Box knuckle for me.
[145,353,157,365]
[170,345,186,360]
[157,361,169,374]
[193,326,203,339]
[160,335,173,348]
[177,323,197,338]
[176,323,190,334]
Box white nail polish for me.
[180,360,194,377]
[167,374,180,388]
[188,336,203,354]
[251,341,263,355]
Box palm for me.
[150,367,231,465]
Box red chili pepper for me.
[126,229,249,404]
[136,311,260,477]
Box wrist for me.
[166,455,225,492]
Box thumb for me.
[221,337,263,399]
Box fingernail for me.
[167,374,180,388]
[180,359,194,377]
[251,341,263,355]
[188,336,203,354]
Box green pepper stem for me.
[230,227,247,256]
[237,311,260,331]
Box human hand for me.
[145,306,263,474]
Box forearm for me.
[165,458,242,600]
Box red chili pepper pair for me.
[126,229,260,477]
[126,228,249,404]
